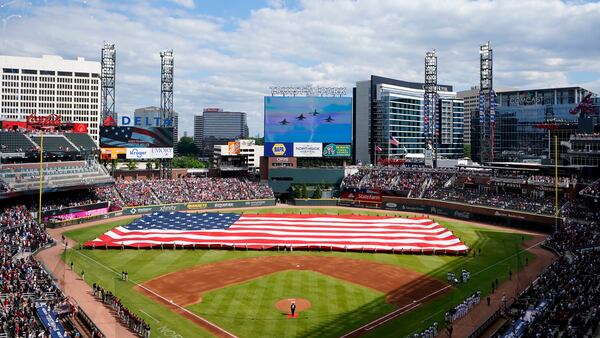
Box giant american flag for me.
[84,212,468,253]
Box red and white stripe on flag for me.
[85,214,468,254]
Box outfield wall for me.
[46,199,276,228]
[339,196,559,232]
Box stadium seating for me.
[0,160,114,192]
[0,205,105,337]
[580,178,600,198]
[63,132,98,151]
[100,177,275,207]
[0,131,37,153]
[30,135,78,152]
[342,167,568,215]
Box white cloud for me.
[0,0,599,137]
[169,0,195,9]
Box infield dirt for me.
[136,255,449,336]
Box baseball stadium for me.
[1,43,600,338]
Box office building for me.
[213,139,264,172]
[194,108,249,156]
[193,114,205,151]
[457,86,480,145]
[133,106,179,145]
[0,54,101,142]
[354,75,464,164]
[471,86,597,163]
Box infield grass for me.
[187,270,394,338]
[62,207,535,338]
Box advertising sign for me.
[264,142,293,157]
[100,148,127,160]
[227,141,241,155]
[293,142,322,157]
[126,147,174,159]
[100,126,174,148]
[35,302,67,338]
[322,143,352,157]
[264,96,352,143]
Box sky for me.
[1,0,599,137]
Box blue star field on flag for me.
[125,212,241,231]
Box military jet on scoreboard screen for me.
[309,109,320,116]
[279,118,290,125]
[296,114,307,121]
[324,116,335,123]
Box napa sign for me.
[120,116,173,127]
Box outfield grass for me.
[62,208,534,338]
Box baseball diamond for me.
[39,206,558,338]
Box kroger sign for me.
[126,147,174,159]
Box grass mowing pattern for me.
[187,270,393,338]
[62,208,534,338]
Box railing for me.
[467,309,501,338]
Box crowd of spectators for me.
[94,178,274,207]
[93,284,150,338]
[342,167,453,197]
[580,178,600,198]
[40,191,105,212]
[342,167,566,214]
[113,180,159,207]
[0,205,90,337]
[561,201,600,223]
[425,187,560,215]
[495,192,600,337]
[500,251,600,337]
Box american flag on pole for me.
[84,212,468,254]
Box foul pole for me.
[554,134,559,231]
[38,132,44,224]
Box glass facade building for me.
[471,87,596,163]
[354,76,464,164]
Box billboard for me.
[322,143,352,157]
[227,141,241,155]
[126,147,174,159]
[100,147,127,160]
[100,126,174,148]
[264,96,352,143]
[264,142,293,157]
[293,142,322,157]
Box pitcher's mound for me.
[275,298,311,313]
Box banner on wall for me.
[264,142,293,157]
[293,142,322,157]
[125,147,174,159]
[322,143,352,157]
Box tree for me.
[301,184,308,199]
[145,162,153,170]
[173,156,207,169]
[464,144,472,158]
[312,185,322,199]
[249,137,264,145]
[176,137,199,156]
[125,160,138,170]
[293,185,301,199]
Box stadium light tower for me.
[160,50,174,126]
[479,41,494,163]
[159,50,174,179]
[101,42,116,122]
[424,50,438,167]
